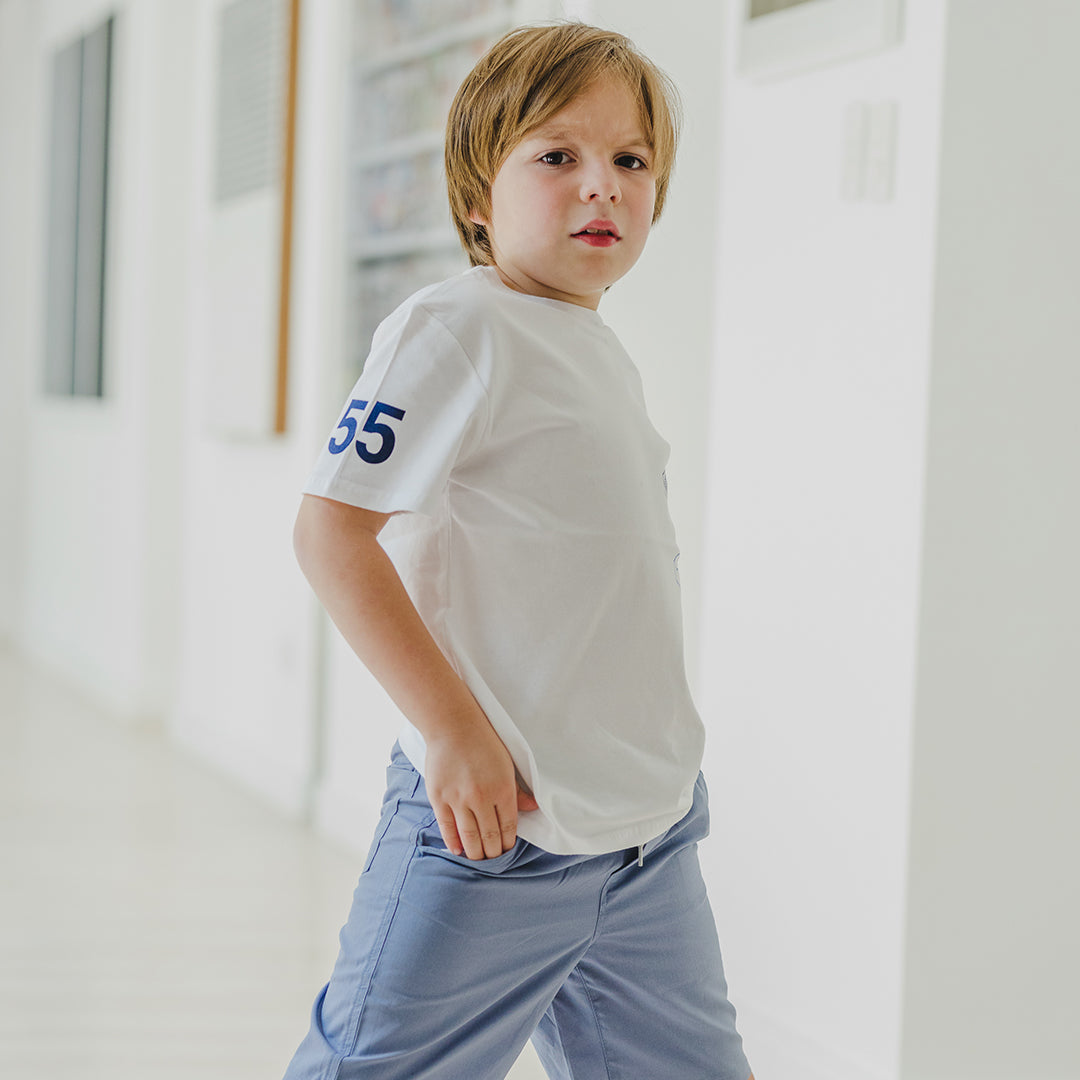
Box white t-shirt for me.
[304,266,705,854]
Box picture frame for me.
[737,0,903,82]
[205,0,299,438]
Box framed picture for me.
[205,0,300,438]
[737,0,903,81]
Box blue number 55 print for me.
[328,399,406,464]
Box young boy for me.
[285,22,753,1080]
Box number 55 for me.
[327,399,405,464]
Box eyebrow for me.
[526,125,651,148]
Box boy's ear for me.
[467,208,489,227]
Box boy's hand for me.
[293,496,538,860]
[424,720,539,860]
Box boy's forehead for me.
[521,83,651,146]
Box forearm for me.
[293,495,484,742]
[294,494,537,858]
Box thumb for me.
[517,787,539,813]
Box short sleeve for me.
[303,301,489,517]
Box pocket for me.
[415,833,529,876]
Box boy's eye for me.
[539,151,571,166]
[616,154,648,170]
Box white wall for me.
[3,0,185,719]
[0,0,317,800]
[701,3,1080,1079]
[900,4,1080,1078]
[699,2,947,1077]
[169,0,325,816]
[0,0,34,643]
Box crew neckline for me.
[474,266,606,326]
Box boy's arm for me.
[293,494,538,860]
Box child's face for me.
[470,76,657,310]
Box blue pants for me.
[284,746,751,1080]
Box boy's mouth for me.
[573,220,620,246]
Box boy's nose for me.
[580,164,620,203]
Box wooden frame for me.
[274,0,301,434]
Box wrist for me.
[413,695,491,748]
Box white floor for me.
[0,647,545,1079]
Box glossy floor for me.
[0,648,545,1079]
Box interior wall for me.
[900,3,1080,1077]
[698,2,947,1077]
[0,0,34,643]
[169,0,323,816]
[0,0,314,797]
[8,0,184,720]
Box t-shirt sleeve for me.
[303,301,489,517]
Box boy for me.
[285,22,753,1080]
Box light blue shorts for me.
[283,745,751,1080]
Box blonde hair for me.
[445,22,681,267]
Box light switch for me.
[866,100,898,202]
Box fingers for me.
[497,803,519,852]
[434,809,464,857]
[459,805,508,860]
[433,790,536,860]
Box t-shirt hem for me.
[397,724,694,858]
[514,804,694,858]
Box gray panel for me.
[215,0,284,202]
[44,36,82,395]
[73,17,112,397]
